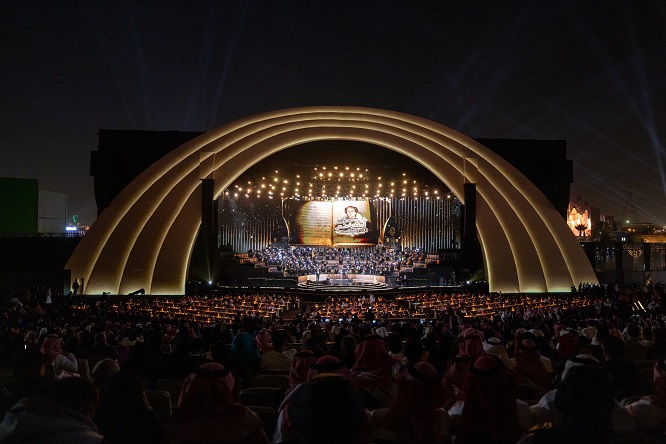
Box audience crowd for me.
[0,281,665,443]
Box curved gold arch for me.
[66,106,597,294]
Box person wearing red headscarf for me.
[306,355,351,380]
[458,327,485,360]
[556,329,580,362]
[442,353,472,409]
[370,361,451,444]
[511,338,552,391]
[286,349,319,396]
[167,362,269,444]
[626,358,666,434]
[40,334,78,378]
[276,355,354,443]
[274,374,370,444]
[255,327,273,353]
[449,354,530,443]
[350,335,407,408]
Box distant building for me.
[0,178,79,293]
[0,177,71,234]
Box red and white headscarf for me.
[649,359,666,408]
[178,362,236,414]
[171,362,267,443]
[288,349,318,394]
[512,338,550,388]
[457,355,523,444]
[385,361,448,444]
[458,328,485,360]
[254,328,272,353]
[351,335,396,383]
[350,335,406,406]
[40,334,63,362]
[307,355,350,380]
[442,353,472,409]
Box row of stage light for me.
[223,166,451,200]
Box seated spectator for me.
[260,329,295,373]
[94,371,167,444]
[507,328,527,358]
[302,332,327,355]
[142,333,170,385]
[403,337,428,367]
[183,337,213,375]
[167,362,269,444]
[63,335,84,358]
[625,358,666,435]
[255,327,272,353]
[555,329,580,362]
[90,358,120,394]
[370,361,451,444]
[120,328,138,347]
[458,327,485,360]
[624,323,647,362]
[40,334,78,378]
[0,376,103,443]
[529,328,554,361]
[442,353,472,410]
[287,349,318,395]
[338,334,357,369]
[448,354,529,443]
[280,355,352,419]
[582,319,598,340]
[601,335,650,400]
[531,354,636,433]
[350,334,407,408]
[228,331,261,381]
[423,332,451,373]
[385,332,405,361]
[0,348,52,417]
[646,327,666,359]
[274,373,368,444]
[306,355,350,380]
[87,332,120,362]
[510,338,552,393]
[121,341,149,379]
[519,363,633,444]
[482,335,512,368]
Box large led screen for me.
[288,199,377,245]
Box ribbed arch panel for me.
[66,107,597,294]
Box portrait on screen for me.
[286,199,378,245]
[334,205,368,236]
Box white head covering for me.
[529,328,544,338]
[562,354,600,379]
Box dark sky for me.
[2,1,665,226]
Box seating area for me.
[1,281,665,442]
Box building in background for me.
[0,177,81,294]
[0,178,39,234]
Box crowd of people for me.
[248,245,432,277]
[0,283,665,442]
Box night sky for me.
[2,1,665,227]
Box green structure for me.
[0,178,39,234]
